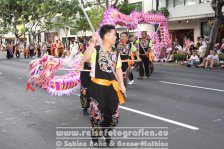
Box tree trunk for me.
[208,0,224,51]
[33,35,36,43]
[28,32,31,44]
[15,33,19,45]
[208,18,222,51]
[156,0,159,11]
[31,32,36,43]
[96,0,104,9]
[105,0,109,9]
[24,33,26,48]
[65,34,68,49]
[64,28,69,49]
[112,0,119,7]
[15,37,19,45]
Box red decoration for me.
[26,82,35,92]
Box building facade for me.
[163,0,216,46]
[129,0,221,46]
[159,0,224,47]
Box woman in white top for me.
[204,50,219,69]
[186,50,200,67]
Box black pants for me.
[30,49,34,58]
[122,62,132,86]
[47,49,51,55]
[16,50,20,58]
[89,81,119,138]
[37,49,41,58]
[139,55,150,77]
[7,49,13,59]
[80,71,91,110]
[122,62,128,73]
[129,71,134,81]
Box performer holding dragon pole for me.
[79,40,91,116]
[83,25,126,146]
[138,31,152,80]
[115,32,141,86]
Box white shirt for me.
[190,55,199,62]
[201,41,207,48]
[70,43,78,56]
[175,45,183,51]
[212,54,219,63]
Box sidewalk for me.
[0,51,6,60]
[0,51,36,60]
[155,61,224,69]
[154,61,184,66]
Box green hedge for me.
[174,53,187,61]
[219,54,224,61]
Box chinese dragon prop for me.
[26,7,171,96]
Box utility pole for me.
[156,0,159,11]
[155,0,159,32]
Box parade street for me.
[0,58,223,149]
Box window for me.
[185,0,196,5]
[201,22,211,37]
[174,0,197,7]
[159,0,167,7]
[174,0,184,7]
[200,0,212,3]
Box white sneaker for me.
[128,80,134,85]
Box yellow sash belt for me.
[123,58,134,65]
[91,78,125,105]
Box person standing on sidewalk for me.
[15,44,20,58]
[29,43,35,58]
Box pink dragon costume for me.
[26,7,171,96]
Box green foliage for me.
[148,7,170,18]
[159,7,170,18]
[0,0,28,37]
[89,7,103,29]
[149,9,157,13]
[0,0,104,40]
[73,6,103,32]
[24,0,64,38]
[0,0,63,39]
[118,2,136,15]
[219,54,224,61]
[174,53,187,61]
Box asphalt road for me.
[0,57,224,149]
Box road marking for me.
[213,118,222,122]
[120,106,199,130]
[44,101,56,104]
[73,93,81,97]
[70,92,199,130]
[159,81,224,92]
